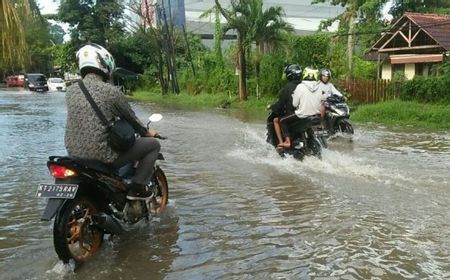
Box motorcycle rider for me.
[318,67,343,128]
[278,66,328,148]
[318,68,343,97]
[270,64,302,147]
[64,43,160,200]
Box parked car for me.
[6,75,25,87]
[25,73,49,92]
[47,77,66,92]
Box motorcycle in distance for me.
[36,113,168,265]
[266,111,323,161]
[323,94,354,138]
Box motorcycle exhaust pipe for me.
[92,212,124,235]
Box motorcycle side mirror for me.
[148,114,163,123]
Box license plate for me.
[315,130,328,137]
[36,183,78,199]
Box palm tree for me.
[215,0,292,100]
[215,0,253,101]
[1,0,29,68]
[249,0,293,98]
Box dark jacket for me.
[270,79,301,116]
[64,74,147,163]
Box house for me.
[184,0,345,48]
[366,12,450,80]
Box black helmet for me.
[319,68,332,80]
[284,64,302,81]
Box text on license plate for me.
[36,184,78,199]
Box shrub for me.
[400,75,450,103]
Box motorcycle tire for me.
[53,196,104,264]
[149,167,169,214]
[309,138,322,159]
[339,121,354,134]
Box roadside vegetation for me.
[131,90,450,130]
[1,0,450,130]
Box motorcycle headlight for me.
[336,108,346,116]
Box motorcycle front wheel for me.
[149,167,169,214]
[339,120,354,134]
[53,196,104,264]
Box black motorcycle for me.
[266,111,323,160]
[323,95,354,136]
[37,114,168,265]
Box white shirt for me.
[292,81,327,118]
[319,81,342,97]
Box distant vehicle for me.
[25,73,49,92]
[47,77,66,92]
[6,75,25,87]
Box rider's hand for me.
[146,128,158,137]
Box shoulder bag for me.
[78,81,135,152]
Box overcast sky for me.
[36,0,59,15]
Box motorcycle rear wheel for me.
[149,167,169,214]
[309,138,322,159]
[53,196,104,264]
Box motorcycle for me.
[37,114,168,265]
[323,94,354,137]
[266,111,323,161]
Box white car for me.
[47,77,66,92]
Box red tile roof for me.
[403,12,450,50]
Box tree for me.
[0,0,29,70]
[390,0,450,18]
[249,0,293,98]
[215,0,254,101]
[58,0,125,48]
[49,23,66,44]
[312,0,389,78]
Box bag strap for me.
[78,80,110,127]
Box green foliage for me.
[58,0,124,47]
[1,0,28,71]
[352,100,450,130]
[399,76,450,103]
[287,33,331,68]
[390,0,450,18]
[23,12,53,74]
[257,53,285,96]
[49,24,65,44]
[177,51,238,96]
[49,43,77,74]
[352,56,378,79]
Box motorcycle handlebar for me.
[154,134,167,140]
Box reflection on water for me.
[1,89,450,279]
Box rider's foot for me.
[277,141,291,148]
[126,183,153,200]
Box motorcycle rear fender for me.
[41,198,66,221]
[40,177,82,221]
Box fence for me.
[336,79,402,104]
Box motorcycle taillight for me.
[49,164,77,178]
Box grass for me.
[130,90,450,131]
[351,100,450,130]
[129,89,275,111]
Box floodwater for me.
[1,88,450,280]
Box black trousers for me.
[112,137,161,185]
[280,114,314,138]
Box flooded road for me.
[1,88,450,279]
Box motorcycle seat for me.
[71,157,115,174]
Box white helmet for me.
[76,43,115,80]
